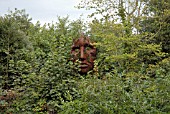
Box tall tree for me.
[140,0,170,54]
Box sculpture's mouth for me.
[79,63,90,73]
[80,64,88,68]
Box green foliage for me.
[0,10,33,90]
[1,9,84,113]
[60,74,170,113]
[1,4,170,114]
[140,0,170,54]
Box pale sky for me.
[0,0,93,24]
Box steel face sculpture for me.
[71,35,97,74]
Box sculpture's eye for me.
[73,47,79,53]
[86,46,91,51]
[85,44,93,51]
[75,48,79,53]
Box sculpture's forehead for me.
[73,37,91,46]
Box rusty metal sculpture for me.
[71,35,97,74]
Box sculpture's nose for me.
[80,47,85,60]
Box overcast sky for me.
[0,0,93,24]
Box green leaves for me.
[1,6,170,113]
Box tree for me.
[139,0,170,54]
[0,9,33,89]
